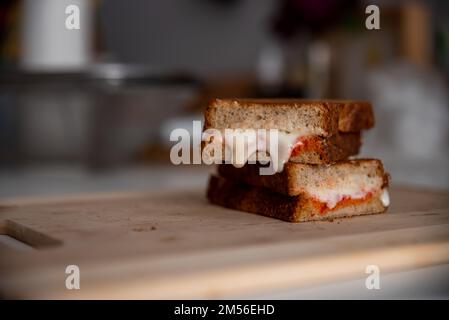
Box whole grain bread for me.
[218,159,389,196]
[204,98,374,136]
[207,175,388,223]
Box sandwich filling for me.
[311,193,374,215]
[203,128,313,173]
[311,189,389,215]
[303,170,389,214]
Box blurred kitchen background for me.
[0,0,448,198]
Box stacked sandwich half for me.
[202,99,390,222]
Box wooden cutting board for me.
[1,186,449,299]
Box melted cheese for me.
[305,175,384,209]
[270,131,304,173]
[311,190,367,209]
[380,188,390,207]
[311,187,390,210]
[217,129,308,173]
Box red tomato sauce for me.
[311,192,374,215]
[290,136,319,157]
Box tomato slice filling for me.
[311,192,374,215]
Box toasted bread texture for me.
[218,159,390,197]
[202,132,361,165]
[207,175,388,223]
[203,99,374,136]
[289,132,361,163]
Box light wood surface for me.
[0,186,448,299]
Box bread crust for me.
[207,175,388,223]
[204,98,374,136]
[289,132,361,164]
[338,100,375,132]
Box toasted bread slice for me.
[218,158,389,197]
[204,99,374,136]
[207,175,389,223]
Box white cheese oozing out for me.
[380,188,390,207]
[220,129,307,173]
[312,190,366,209]
[305,174,384,209]
[269,131,304,174]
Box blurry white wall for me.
[362,63,449,190]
